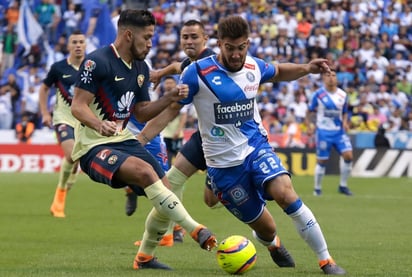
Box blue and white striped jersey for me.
[308,87,348,135]
[179,55,276,168]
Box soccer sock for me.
[58,159,75,190]
[340,160,352,187]
[136,207,169,261]
[144,180,199,233]
[166,165,188,201]
[252,230,280,248]
[284,199,331,261]
[314,163,326,190]
[66,163,79,190]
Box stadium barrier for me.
[1,130,411,176]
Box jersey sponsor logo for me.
[214,99,254,125]
[200,65,218,75]
[118,91,134,111]
[97,149,111,160]
[137,74,145,87]
[244,83,259,93]
[212,76,221,85]
[62,74,72,78]
[229,185,249,206]
[114,76,125,81]
[244,63,255,70]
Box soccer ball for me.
[216,235,257,274]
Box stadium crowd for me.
[0,0,411,147]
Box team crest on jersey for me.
[107,154,118,165]
[83,59,96,72]
[137,74,145,87]
[246,72,255,82]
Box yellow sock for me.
[58,159,75,190]
[166,166,188,201]
[137,208,169,259]
[144,180,198,233]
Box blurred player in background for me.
[39,30,86,218]
[307,69,353,196]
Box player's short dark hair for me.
[217,16,249,40]
[183,19,205,31]
[70,29,84,36]
[117,9,156,29]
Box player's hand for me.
[164,84,189,102]
[149,70,161,89]
[97,120,117,136]
[307,58,330,74]
[41,113,53,128]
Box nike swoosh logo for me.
[114,76,125,81]
[159,195,172,206]
[62,74,72,78]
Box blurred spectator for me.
[15,112,35,144]
[5,1,19,27]
[1,23,18,76]
[282,114,305,148]
[21,74,42,128]
[63,2,81,36]
[374,125,390,148]
[0,73,21,128]
[34,0,59,43]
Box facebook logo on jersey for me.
[214,99,254,126]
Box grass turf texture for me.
[0,172,411,277]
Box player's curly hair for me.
[217,16,250,40]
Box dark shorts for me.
[55,124,75,143]
[180,130,207,171]
[79,139,165,195]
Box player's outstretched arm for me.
[270,58,330,82]
[132,84,188,123]
[137,102,182,146]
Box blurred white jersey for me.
[308,87,348,135]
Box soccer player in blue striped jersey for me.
[307,69,353,196]
[39,30,86,218]
[71,9,217,270]
[139,16,346,275]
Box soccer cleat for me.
[268,243,296,267]
[319,258,346,275]
[191,225,217,251]
[50,188,67,218]
[134,234,174,247]
[125,191,138,216]
[313,189,322,196]
[338,186,353,196]
[173,225,185,242]
[159,234,174,247]
[133,257,172,270]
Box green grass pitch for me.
[0,172,411,277]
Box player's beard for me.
[131,41,147,61]
[221,54,244,72]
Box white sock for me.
[287,201,330,261]
[340,160,352,187]
[314,163,325,190]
